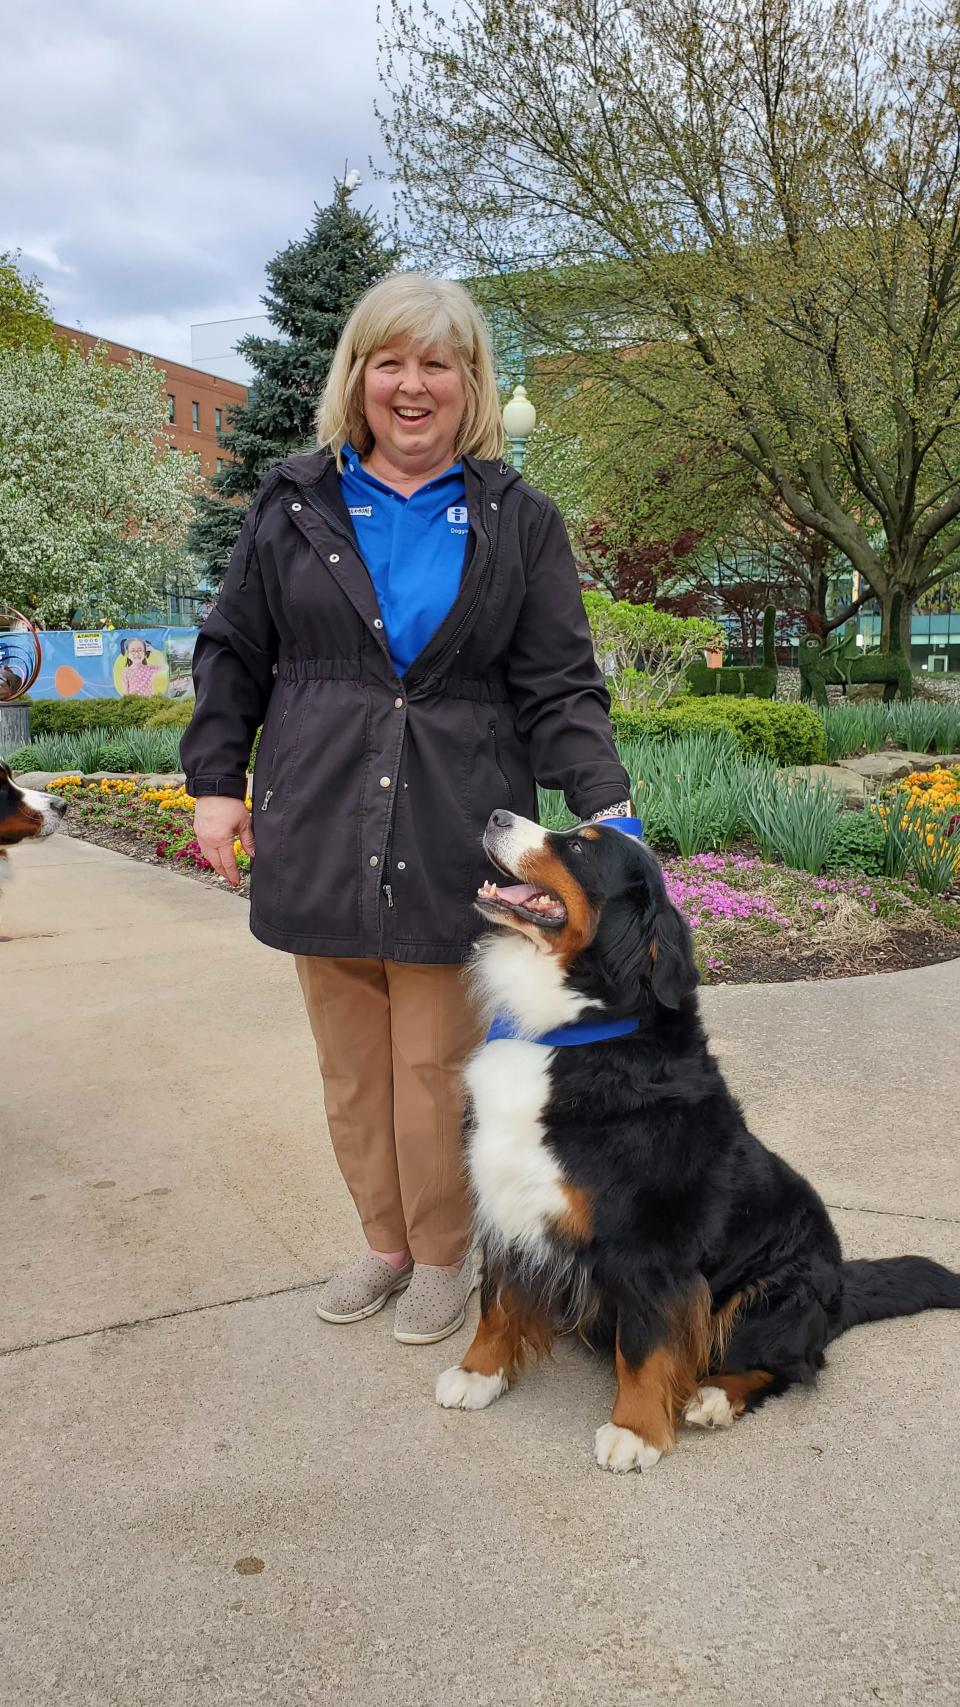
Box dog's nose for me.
[488,809,515,830]
[50,795,67,816]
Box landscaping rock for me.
[786,763,871,806]
[841,750,959,782]
[10,772,64,790]
[12,770,189,789]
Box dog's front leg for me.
[436,1276,552,1411]
[595,1277,707,1474]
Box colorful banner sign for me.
[30,628,199,701]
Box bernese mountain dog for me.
[437,810,960,1474]
[0,761,66,868]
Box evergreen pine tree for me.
[189,180,396,580]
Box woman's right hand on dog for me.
[194,796,254,888]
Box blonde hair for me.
[316,272,505,465]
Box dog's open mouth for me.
[475,876,567,928]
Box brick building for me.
[53,324,249,477]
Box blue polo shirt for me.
[339,445,469,676]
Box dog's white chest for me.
[464,1040,568,1254]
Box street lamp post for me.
[502,384,537,472]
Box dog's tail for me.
[831,1256,960,1339]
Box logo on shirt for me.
[447,505,468,525]
[348,504,373,517]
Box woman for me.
[182,273,630,1346]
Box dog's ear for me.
[649,901,699,1009]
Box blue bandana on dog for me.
[486,814,644,1047]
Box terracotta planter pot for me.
[704,647,725,669]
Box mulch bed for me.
[725,926,960,984]
[61,814,960,986]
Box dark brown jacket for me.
[181,450,629,962]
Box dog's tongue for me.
[495,883,538,905]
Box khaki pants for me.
[295,956,485,1266]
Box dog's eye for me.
[570,840,584,855]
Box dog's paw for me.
[435,1365,507,1410]
[594,1423,662,1474]
[683,1385,736,1429]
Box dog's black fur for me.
[470,821,960,1425]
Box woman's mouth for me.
[393,406,432,425]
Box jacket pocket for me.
[256,700,289,815]
[488,721,513,807]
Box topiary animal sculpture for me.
[798,595,912,707]
[686,604,778,698]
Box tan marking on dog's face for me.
[0,796,44,845]
[551,1183,593,1244]
[580,826,601,840]
[511,846,599,966]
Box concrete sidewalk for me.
[2,836,958,1707]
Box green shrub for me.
[144,698,195,727]
[584,591,720,710]
[824,809,887,875]
[29,697,157,736]
[610,697,825,765]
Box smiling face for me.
[126,640,148,665]
[362,339,467,475]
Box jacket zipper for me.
[489,721,513,805]
[299,484,356,549]
[259,705,289,812]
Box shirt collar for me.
[343,443,463,495]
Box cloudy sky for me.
[1,0,394,367]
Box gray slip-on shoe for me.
[393,1257,479,1345]
[315,1252,414,1324]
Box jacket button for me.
[397,861,406,871]
[291,502,302,512]
[379,776,391,788]
[369,855,379,867]
[394,697,404,709]
[374,619,384,630]
[329,553,340,563]
[490,502,498,510]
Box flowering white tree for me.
[0,341,200,626]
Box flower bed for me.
[871,765,960,894]
[47,774,960,985]
[49,776,253,879]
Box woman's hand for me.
[194,796,255,888]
